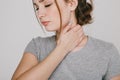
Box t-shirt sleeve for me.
[24,38,39,60]
[104,44,120,80]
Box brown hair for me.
[75,0,93,25]
[54,0,93,40]
[55,0,93,26]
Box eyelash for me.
[45,4,52,7]
[35,7,39,11]
[34,3,52,11]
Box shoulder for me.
[88,36,120,61]
[88,36,119,56]
[32,35,56,44]
[89,36,115,51]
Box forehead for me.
[33,0,44,3]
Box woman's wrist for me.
[55,44,69,55]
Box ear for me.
[67,0,78,11]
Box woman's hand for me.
[56,24,85,54]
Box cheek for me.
[61,8,71,27]
[47,3,60,17]
[48,5,61,29]
[57,2,71,27]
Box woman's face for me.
[33,0,72,32]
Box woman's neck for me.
[56,13,77,41]
[55,12,88,52]
[55,23,88,53]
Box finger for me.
[62,23,72,34]
[76,34,85,46]
[77,28,84,37]
[77,27,83,33]
[72,25,82,32]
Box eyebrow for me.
[39,0,44,2]
[33,0,44,5]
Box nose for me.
[37,6,46,18]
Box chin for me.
[45,27,58,32]
[45,28,57,32]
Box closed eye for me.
[33,6,39,11]
[36,7,39,11]
[45,3,52,7]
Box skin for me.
[11,0,120,80]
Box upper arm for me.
[111,75,120,80]
[104,44,120,80]
[12,52,38,80]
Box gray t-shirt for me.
[24,35,120,80]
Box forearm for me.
[16,45,68,80]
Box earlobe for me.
[68,0,78,11]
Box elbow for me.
[11,75,22,80]
[11,78,17,80]
[11,77,19,80]
[11,76,48,80]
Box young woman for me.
[12,0,120,80]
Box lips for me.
[41,21,50,26]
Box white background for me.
[0,0,120,79]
